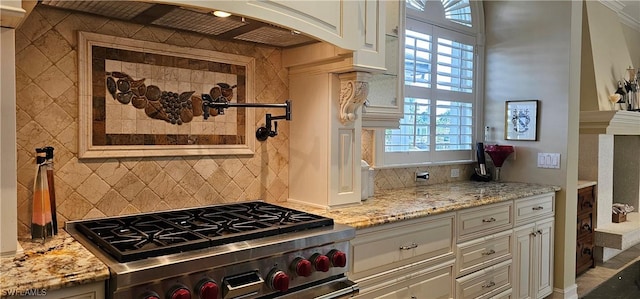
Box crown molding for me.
[599,0,640,31]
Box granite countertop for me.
[0,230,109,298]
[0,181,559,297]
[279,181,561,229]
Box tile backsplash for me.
[361,130,475,191]
[14,6,289,237]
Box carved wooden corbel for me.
[338,72,371,124]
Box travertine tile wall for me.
[14,6,289,237]
[361,129,475,191]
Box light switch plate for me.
[451,168,460,178]
[537,153,561,169]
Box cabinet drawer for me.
[578,186,596,215]
[576,235,595,275]
[456,260,512,299]
[458,202,512,241]
[351,214,454,275]
[577,212,594,239]
[456,230,513,277]
[492,288,512,299]
[514,194,554,225]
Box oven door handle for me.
[271,275,358,299]
[315,279,358,299]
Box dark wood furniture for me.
[576,183,596,276]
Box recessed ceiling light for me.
[213,11,231,18]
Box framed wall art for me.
[505,100,539,141]
[78,31,255,158]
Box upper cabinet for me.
[362,0,405,128]
[0,0,36,28]
[156,0,386,71]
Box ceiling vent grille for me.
[151,8,247,36]
[235,26,315,48]
[40,0,152,21]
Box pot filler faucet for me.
[201,94,291,141]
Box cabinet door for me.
[408,265,453,299]
[535,219,554,298]
[362,0,405,128]
[513,224,535,299]
[513,219,554,299]
[376,288,410,299]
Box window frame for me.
[374,1,485,168]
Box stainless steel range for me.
[66,201,357,299]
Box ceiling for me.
[39,0,319,48]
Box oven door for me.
[271,275,358,299]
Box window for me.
[377,0,483,166]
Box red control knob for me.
[197,280,219,299]
[169,287,191,299]
[328,250,347,268]
[269,270,290,292]
[312,254,330,272]
[292,257,313,277]
[141,292,160,299]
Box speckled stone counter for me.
[279,181,561,229]
[0,230,109,298]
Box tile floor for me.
[576,244,640,298]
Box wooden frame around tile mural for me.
[78,31,255,158]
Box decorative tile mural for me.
[14,6,289,238]
[79,32,255,158]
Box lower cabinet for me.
[375,261,454,299]
[513,219,554,299]
[349,213,455,298]
[349,192,555,299]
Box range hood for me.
[39,0,319,48]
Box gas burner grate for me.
[74,202,333,263]
[76,215,210,262]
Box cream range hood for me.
[39,0,319,48]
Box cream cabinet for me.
[348,192,555,299]
[0,0,36,28]
[455,260,512,298]
[7,282,105,299]
[161,0,386,71]
[512,194,555,299]
[362,0,405,128]
[513,217,554,299]
[454,201,515,299]
[350,213,455,298]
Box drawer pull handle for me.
[482,217,496,223]
[532,206,544,211]
[399,243,418,250]
[482,281,496,289]
[482,249,496,256]
[531,230,543,237]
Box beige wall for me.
[622,23,640,69]
[484,0,582,294]
[14,6,290,237]
[584,1,634,111]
